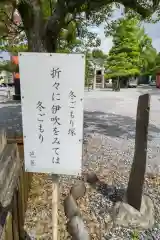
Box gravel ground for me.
[24,132,160,240]
[1,87,160,239]
[82,133,160,240]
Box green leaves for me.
[0,43,28,53]
[137,27,157,73]
[105,16,157,78]
[0,61,19,73]
[1,0,160,55]
[92,49,106,59]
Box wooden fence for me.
[0,129,32,240]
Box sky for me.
[0,51,10,61]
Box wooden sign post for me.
[51,174,59,240]
[19,52,85,240]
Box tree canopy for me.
[105,17,157,79]
[147,52,160,74]
[1,0,160,76]
[1,0,160,54]
[138,27,157,74]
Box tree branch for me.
[119,0,155,17]
[0,9,24,30]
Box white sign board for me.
[19,52,85,176]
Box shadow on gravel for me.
[0,104,22,136]
[84,111,160,141]
[86,174,125,203]
[0,104,159,142]
[96,181,125,203]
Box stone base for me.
[113,195,154,230]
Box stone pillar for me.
[101,66,105,89]
[93,67,96,90]
[127,94,150,211]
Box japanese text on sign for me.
[36,101,46,143]
[68,90,76,136]
[19,52,85,175]
[50,67,61,164]
[29,151,36,166]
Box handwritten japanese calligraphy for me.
[53,82,60,90]
[52,138,60,144]
[52,127,59,136]
[36,101,45,143]
[68,90,76,136]
[69,91,76,100]
[37,101,45,111]
[51,116,61,125]
[52,156,60,164]
[52,93,60,101]
[50,66,61,164]
[51,104,61,114]
[51,67,61,79]
[29,151,36,166]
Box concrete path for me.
[84,86,160,173]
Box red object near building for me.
[11,56,21,100]
[11,56,20,79]
[156,72,160,88]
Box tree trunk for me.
[112,79,116,91]
[18,0,46,52]
[27,30,46,52]
[125,78,129,88]
[18,0,66,53]
[15,0,47,100]
[116,77,120,91]
[44,1,67,52]
[112,78,120,91]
